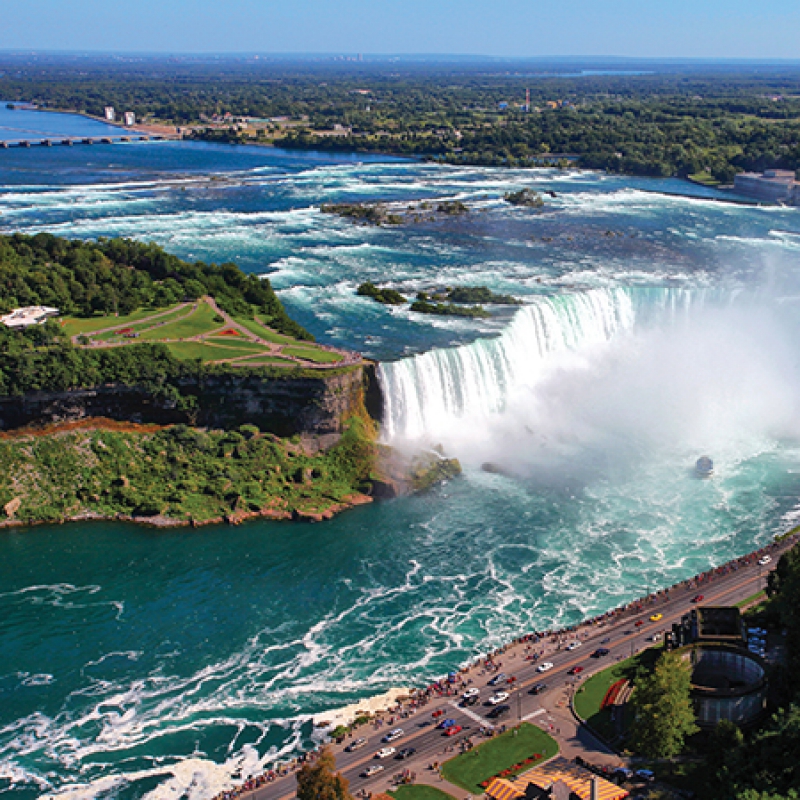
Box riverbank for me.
[219,529,799,800]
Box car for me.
[462,687,480,700]
[592,648,610,658]
[463,694,480,706]
[649,613,663,622]
[692,594,705,603]
[382,728,404,743]
[635,769,655,782]
[566,641,582,651]
[489,691,509,705]
[395,747,417,760]
[600,637,611,644]
[635,620,644,628]
[759,555,772,566]
[437,718,457,729]
[529,683,547,695]
[444,725,462,736]
[345,737,367,752]
[614,767,634,780]
[361,764,384,778]
[431,709,445,718]
[375,747,396,759]
[487,704,511,719]
[488,673,507,686]
[647,633,662,642]
[568,666,584,675]
[537,661,554,672]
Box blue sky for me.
[1,0,799,59]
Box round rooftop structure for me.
[684,644,767,727]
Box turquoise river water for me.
[2,106,800,799]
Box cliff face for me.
[0,363,383,438]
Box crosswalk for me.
[448,699,495,729]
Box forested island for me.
[0,233,460,527]
[4,54,800,180]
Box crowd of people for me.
[209,532,798,800]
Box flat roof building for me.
[0,306,60,328]
[734,169,799,204]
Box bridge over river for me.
[0,133,178,148]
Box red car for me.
[444,725,462,737]
[431,710,444,718]
[635,620,644,627]
[692,594,705,603]
[568,666,584,676]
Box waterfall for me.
[378,287,715,441]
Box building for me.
[104,106,115,121]
[123,111,136,127]
[0,306,60,328]
[734,169,799,204]
[666,606,768,728]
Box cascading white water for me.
[379,287,714,442]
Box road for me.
[242,538,789,800]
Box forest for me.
[3,55,800,179]
[0,233,312,396]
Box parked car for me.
[529,683,547,695]
[759,555,772,566]
[488,673,507,686]
[382,728,404,743]
[361,764,384,778]
[444,725,463,736]
[566,641,582,651]
[489,691,509,705]
[437,718,457,729]
[592,648,610,658]
[537,662,554,673]
[614,767,634,780]
[487,704,511,719]
[345,737,367,752]
[635,769,655,782]
[396,747,417,760]
[374,747,396,759]
[649,613,663,622]
[568,666,584,676]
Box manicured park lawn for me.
[235,314,295,343]
[283,344,344,364]
[138,300,222,340]
[165,341,269,362]
[61,304,181,336]
[441,723,558,794]
[573,647,660,742]
[389,786,456,800]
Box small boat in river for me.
[696,456,714,478]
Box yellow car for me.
[649,613,663,622]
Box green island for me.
[0,232,460,528]
[357,283,519,318]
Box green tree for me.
[629,651,699,758]
[296,747,353,800]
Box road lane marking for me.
[521,708,546,721]
[448,699,494,729]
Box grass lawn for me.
[93,305,193,341]
[165,341,270,362]
[235,315,295,343]
[61,305,181,336]
[736,590,766,609]
[688,171,721,186]
[573,647,661,742]
[138,300,222,341]
[441,723,558,794]
[283,344,344,364]
[231,356,297,366]
[389,786,456,800]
